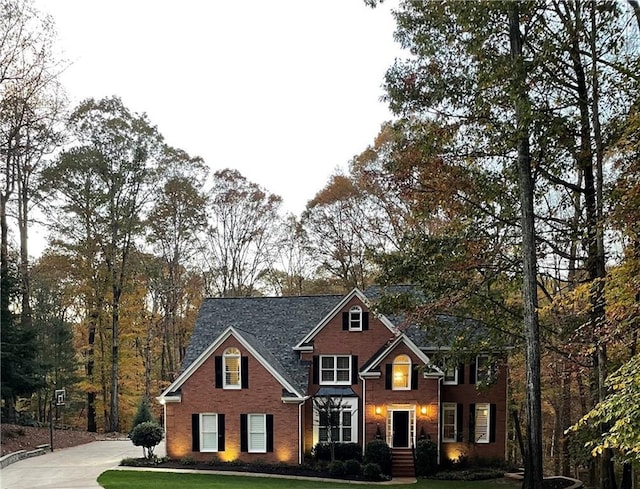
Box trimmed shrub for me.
[415,438,438,476]
[364,439,391,476]
[129,421,163,459]
[312,442,362,462]
[363,462,383,481]
[345,459,362,476]
[180,455,196,465]
[328,460,346,477]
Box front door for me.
[392,410,410,448]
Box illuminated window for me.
[320,355,351,385]
[442,404,457,442]
[392,354,411,390]
[223,347,241,389]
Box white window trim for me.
[200,413,218,452]
[474,403,490,444]
[223,347,241,390]
[392,355,411,391]
[476,355,490,384]
[442,359,458,385]
[442,403,457,443]
[349,306,362,331]
[248,413,267,453]
[320,355,351,385]
[312,397,358,445]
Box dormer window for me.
[223,347,241,389]
[392,354,411,390]
[349,306,362,331]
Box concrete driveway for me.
[1,440,163,489]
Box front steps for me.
[392,448,415,478]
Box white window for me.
[200,413,218,451]
[349,306,362,330]
[476,355,491,384]
[392,354,411,390]
[223,347,241,389]
[474,403,490,443]
[443,361,458,385]
[320,355,351,385]
[248,413,266,453]
[442,404,457,442]
[314,398,358,444]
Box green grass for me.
[98,469,522,489]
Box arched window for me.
[392,354,411,390]
[223,347,241,389]
[349,306,362,330]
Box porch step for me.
[392,449,415,478]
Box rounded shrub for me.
[363,462,383,481]
[364,439,392,476]
[129,421,163,459]
[345,458,362,476]
[329,460,346,477]
[415,438,438,476]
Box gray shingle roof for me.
[182,294,343,396]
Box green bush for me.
[129,421,163,459]
[130,398,155,431]
[328,460,346,477]
[311,442,362,462]
[415,438,438,476]
[345,458,362,476]
[364,439,391,476]
[180,455,196,465]
[363,462,383,481]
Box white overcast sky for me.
[35,0,404,216]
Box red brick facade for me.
[159,290,508,466]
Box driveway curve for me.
[1,440,160,489]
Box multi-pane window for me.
[443,361,458,385]
[349,306,362,330]
[200,413,218,451]
[223,347,241,389]
[320,355,351,384]
[442,404,457,442]
[476,355,491,384]
[474,403,490,443]
[248,413,266,453]
[317,400,356,443]
[392,354,411,390]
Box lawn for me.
[98,469,523,489]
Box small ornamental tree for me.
[130,421,163,460]
[131,398,155,431]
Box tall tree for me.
[200,169,282,297]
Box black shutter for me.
[192,414,200,452]
[469,361,476,384]
[489,404,497,443]
[218,414,225,451]
[241,356,249,388]
[362,311,369,330]
[312,356,319,384]
[240,414,248,452]
[351,355,358,385]
[411,364,419,390]
[457,363,465,384]
[215,356,223,388]
[342,312,349,330]
[266,414,274,452]
[456,404,463,442]
[385,364,392,390]
[469,403,476,443]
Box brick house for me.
[157,288,508,473]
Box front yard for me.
[98,470,523,489]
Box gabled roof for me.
[173,294,342,397]
[293,288,398,350]
[359,334,443,378]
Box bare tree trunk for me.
[509,5,544,489]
